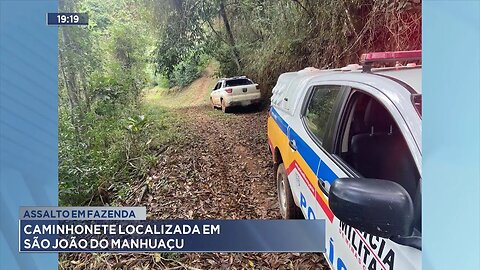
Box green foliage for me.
[155,74,170,88]
[209,43,239,77]
[58,0,422,206]
[145,0,420,93]
[151,0,209,86]
[126,115,148,134]
[169,54,209,87]
[59,104,180,205]
[201,0,422,96]
[58,0,178,206]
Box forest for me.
[58,0,421,268]
[59,0,420,206]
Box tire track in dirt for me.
[181,105,278,219]
[62,105,328,270]
[138,105,328,269]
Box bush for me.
[209,0,422,98]
[59,82,184,206]
[59,109,150,205]
[167,54,209,88]
[211,44,239,78]
[170,61,201,87]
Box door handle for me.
[288,140,297,151]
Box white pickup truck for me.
[210,76,261,113]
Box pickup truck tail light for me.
[225,88,233,93]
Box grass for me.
[140,62,222,152]
[141,91,186,146]
[143,84,214,109]
[143,62,218,109]
[138,62,222,163]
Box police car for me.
[267,51,422,270]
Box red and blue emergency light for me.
[360,50,421,65]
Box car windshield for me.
[225,78,253,87]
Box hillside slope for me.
[144,64,217,108]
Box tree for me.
[219,0,241,72]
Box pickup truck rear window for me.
[225,78,253,87]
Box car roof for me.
[221,76,252,81]
[273,66,421,97]
[271,66,422,123]
[373,67,422,94]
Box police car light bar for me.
[360,50,421,65]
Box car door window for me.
[335,90,421,231]
[303,85,342,145]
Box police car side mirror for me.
[329,178,415,238]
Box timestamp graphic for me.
[47,13,88,26]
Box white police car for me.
[267,51,422,270]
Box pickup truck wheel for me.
[221,99,230,113]
[277,163,302,219]
[251,102,262,112]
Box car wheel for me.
[251,102,262,112]
[277,163,302,219]
[221,99,230,113]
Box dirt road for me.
[138,105,327,269]
[146,105,278,220]
[62,105,327,270]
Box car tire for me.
[251,102,262,112]
[277,163,302,219]
[221,99,230,113]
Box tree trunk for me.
[59,33,80,111]
[59,0,79,111]
[59,47,82,138]
[59,0,84,135]
[219,0,241,72]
